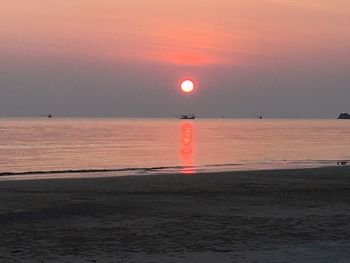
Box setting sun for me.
[180,80,195,93]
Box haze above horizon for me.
[1,0,349,118]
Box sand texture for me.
[1,166,350,262]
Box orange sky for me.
[1,0,349,66]
[1,1,350,118]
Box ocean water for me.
[0,118,349,179]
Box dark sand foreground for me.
[1,166,350,262]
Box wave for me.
[0,163,242,177]
[0,166,183,177]
[1,160,346,178]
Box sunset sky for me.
[1,0,349,117]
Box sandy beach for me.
[1,166,350,262]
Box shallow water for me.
[0,118,349,178]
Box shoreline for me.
[1,166,350,262]
[0,162,348,181]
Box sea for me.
[0,118,349,180]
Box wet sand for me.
[1,166,350,262]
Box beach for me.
[1,166,350,262]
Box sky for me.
[1,0,350,118]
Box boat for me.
[338,113,350,119]
[180,114,195,120]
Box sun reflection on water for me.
[179,122,195,174]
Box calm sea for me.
[0,118,349,179]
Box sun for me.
[180,80,195,94]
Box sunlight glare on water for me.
[0,118,349,177]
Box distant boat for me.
[180,114,195,120]
[47,114,53,118]
[338,113,350,119]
